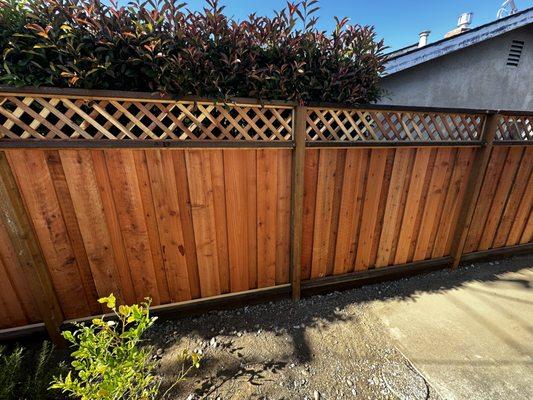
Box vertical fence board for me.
[520,210,533,244]
[90,150,136,304]
[0,254,29,328]
[370,149,396,266]
[276,149,291,284]
[209,150,231,293]
[186,150,222,297]
[46,151,101,315]
[246,151,258,290]
[301,149,319,280]
[506,171,533,246]
[59,150,125,303]
[145,150,192,302]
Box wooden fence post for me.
[290,106,307,300]
[0,151,65,345]
[450,112,499,270]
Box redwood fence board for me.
[0,88,530,337]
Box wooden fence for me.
[0,86,531,343]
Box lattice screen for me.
[306,108,484,142]
[495,115,532,141]
[0,96,293,141]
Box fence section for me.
[0,88,531,338]
[2,148,291,323]
[464,146,533,252]
[301,147,476,279]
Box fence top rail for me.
[0,86,297,109]
[306,102,492,116]
[2,85,531,116]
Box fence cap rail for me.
[2,85,531,116]
[306,101,494,116]
[0,86,297,109]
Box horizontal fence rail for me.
[0,86,531,342]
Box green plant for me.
[0,341,66,400]
[0,0,386,104]
[50,294,200,400]
[0,346,23,399]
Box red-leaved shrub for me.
[0,0,386,103]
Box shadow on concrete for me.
[147,254,533,386]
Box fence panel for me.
[464,146,533,252]
[3,148,292,322]
[300,147,477,279]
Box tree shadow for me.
[147,254,533,395]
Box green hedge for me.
[0,0,386,104]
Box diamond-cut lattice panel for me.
[495,115,532,141]
[306,108,484,142]
[0,96,293,141]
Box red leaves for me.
[2,0,386,103]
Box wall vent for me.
[507,40,524,66]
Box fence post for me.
[290,105,307,300]
[0,151,65,345]
[450,112,499,270]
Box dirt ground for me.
[146,253,533,400]
[148,296,435,400]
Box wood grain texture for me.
[145,150,192,302]
[224,150,253,292]
[185,150,221,297]
[7,150,91,318]
[257,150,278,288]
[355,149,388,270]
[59,150,125,303]
[333,149,367,273]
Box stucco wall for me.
[379,25,533,111]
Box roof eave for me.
[384,8,533,76]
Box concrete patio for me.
[373,257,533,400]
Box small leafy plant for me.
[0,341,66,400]
[50,294,200,400]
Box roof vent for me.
[507,40,524,66]
[445,12,473,38]
[418,31,430,47]
[457,13,473,29]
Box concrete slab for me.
[371,259,533,400]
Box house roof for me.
[384,7,533,76]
